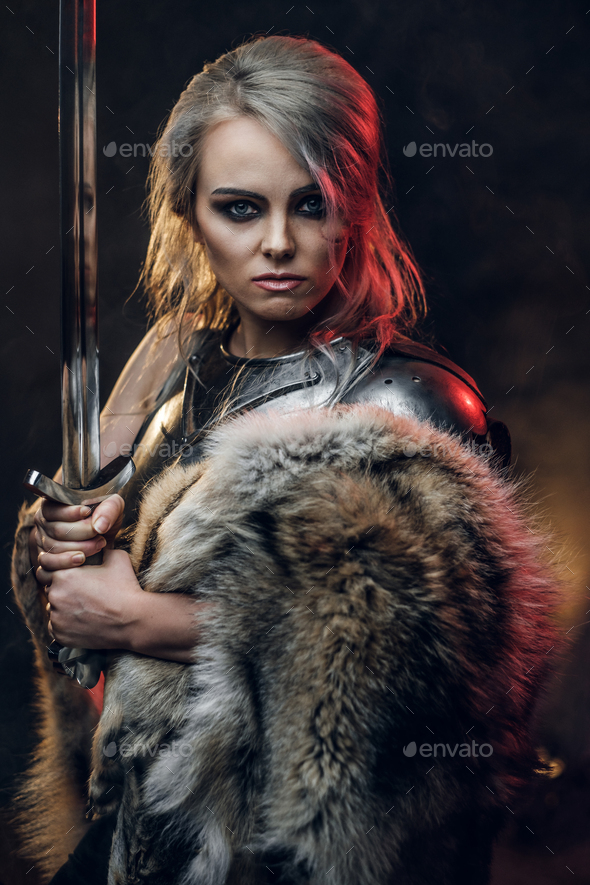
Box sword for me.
[22,0,134,689]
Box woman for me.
[11,34,557,885]
[28,31,431,664]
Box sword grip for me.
[85,548,104,566]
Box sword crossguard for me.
[23,455,135,689]
[24,454,135,506]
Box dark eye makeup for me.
[218,194,325,222]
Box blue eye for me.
[224,200,258,220]
[299,196,324,216]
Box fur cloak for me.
[11,403,562,884]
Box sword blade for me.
[22,0,136,690]
[59,0,100,490]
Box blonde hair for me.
[136,34,427,365]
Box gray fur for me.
[84,403,562,884]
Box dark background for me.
[1,0,589,882]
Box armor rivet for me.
[304,371,310,377]
[412,376,421,382]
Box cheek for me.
[199,221,243,273]
[305,238,346,302]
[298,225,333,269]
[309,216,349,253]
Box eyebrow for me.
[210,183,320,200]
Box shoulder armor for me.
[343,339,511,468]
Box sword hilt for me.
[47,640,108,688]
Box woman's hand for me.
[31,494,125,574]
[32,492,206,662]
[37,546,206,663]
[36,548,145,650]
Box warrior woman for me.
[11,34,556,885]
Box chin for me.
[252,296,313,320]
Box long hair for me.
[135,34,427,376]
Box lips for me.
[252,273,307,280]
[252,273,307,292]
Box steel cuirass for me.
[117,325,511,536]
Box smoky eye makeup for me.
[298,194,324,216]
[218,200,259,220]
[215,193,325,222]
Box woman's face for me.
[192,116,349,328]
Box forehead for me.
[197,116,311,191]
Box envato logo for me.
[103,141,193,158]
[103,739,191,759]
[403,140,493,158]
[403,740,493,758]
[103,439,196,460]
[402,440,494,459]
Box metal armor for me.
[118,326,511,535]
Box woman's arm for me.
[30,315,207,664]
[37,547,204,664]
[125,589,206,664]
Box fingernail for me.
[80,505,92,518]
[97,537,107,550]
[93,517,109,534]
[73,553,85,564]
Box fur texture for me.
[81,402,562,885]
[10,502,100,880]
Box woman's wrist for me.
[124,590,204,663]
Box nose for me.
[260,210,295,260]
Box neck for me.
[227,311,323,359]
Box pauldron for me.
[119,327,510,532]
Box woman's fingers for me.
[89,495,125,536]
[41,548,141,650]
[37,554,84,585]
[40,501,92,523]
[35,532,107,558]
[35,517,98,544]
[37,543,106,578]
[35,494,125,543]
[35,504,96,543]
